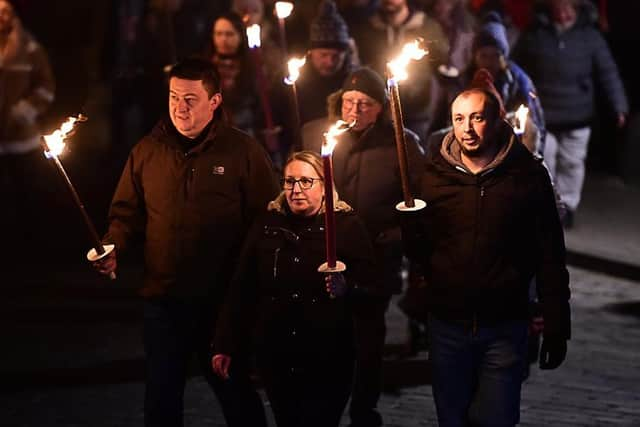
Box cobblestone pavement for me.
[1,264,639,427]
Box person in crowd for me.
[401,76,571,427]
[172,0,231,58]
[213,150,380,427]
[423,0,476,82]
[302,66,424,427]
[350,0,449,143]
[461,11,545,154]
[295,0,359,128]
[511,0,628,228]
[0,0,55,271]
[91,57,278,427]
[205,11,265,137]
[468,0,538,46]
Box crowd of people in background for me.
[2,1,632,427]
[100,0,629,226]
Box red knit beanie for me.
[469,68,506,119]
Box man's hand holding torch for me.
[89,245,117,279]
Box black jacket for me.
[216,206,378,365]
[104,118,279,300]
[512,1,628,129]
[403,124,571,338]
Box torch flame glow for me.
[275,1,293,19]
[514,104,529,135]
[284,56,306,85]
[43,116,83,158]
[246,24,261,48]
[321,120,356,156]
[387,38,428,82]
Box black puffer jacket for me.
[104,118,279,300]
[403,123,571,339]
[512,1,628,130]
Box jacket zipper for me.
[273,247,280,279]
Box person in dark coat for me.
[349,0,449,142]
[205,11,265,138]
[302,66,424,427]
[0,0,55,272]
[213,150,379,427]
[401,81,571,427]
[511,0,629,228]
[91,57,278,427]
[295,0,359,127]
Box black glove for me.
[325,273,348,298]
[539,336,567,370]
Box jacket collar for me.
[152,117,220,154]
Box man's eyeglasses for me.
[342,97,376,112]
[281,177,322,190]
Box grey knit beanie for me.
[309,0,350,50]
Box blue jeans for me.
[143,298,266,427]
[428,315,528,427]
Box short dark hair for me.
[452,88,503,125]
[168,57,221,97]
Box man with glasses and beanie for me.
[302,66,424,427]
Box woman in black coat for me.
[212,150,379,427]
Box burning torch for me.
[41,115,116,280]
[247,23,281,154]
[513,104,529,136]
[317,119,356,275]
[386,38,427,212]
[284,56,306,151]
[274,1,293,55]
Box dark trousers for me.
[143,298,267,427]
[260,355,354,427]
[349,296,390,427]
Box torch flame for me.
[387,38,428,83]
[514,104,529,135]
[43,116,84,158]
[284,56,306,85]
[321,120,356,156]
[246,24,261,48]
[275,1,293,19]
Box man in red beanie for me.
[402,83,571,427]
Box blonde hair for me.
[268,150,352,214]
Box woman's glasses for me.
[281,177,322,190]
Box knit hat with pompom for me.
[309,0,350,50]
